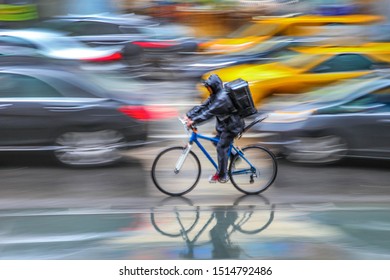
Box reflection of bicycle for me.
[151,115,278,196]
[150,195,275,259]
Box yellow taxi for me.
[198,14,383,54]
[199,43,390,106]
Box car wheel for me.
[54,130,126,167]
[285,135,348,164]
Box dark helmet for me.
[202,74,223,94]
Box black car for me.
[254,76,390,164]
[0,64,170,167]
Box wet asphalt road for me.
[0,80,389,260]
[0,144,389,260]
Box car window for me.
[342,93,390,112]
[119,26,142,35]
[0,73,62,98]
[45,76,102,98]
[268,49,298,59]
[346,95,376,106]
[66,22,121,36]
[0,36,37,48]
[311,54,373,73]
[371,87,390,105]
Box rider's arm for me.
[186,96,213,120]
[191,92,235,125]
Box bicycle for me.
[151,114,278,196]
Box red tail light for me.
[83,52,123,62]
[118,105,178,121]
[133,41,175,49]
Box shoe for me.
[218,174,229,183]
[208,173,229,183]
[208,173,219,183]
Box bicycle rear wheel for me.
[229,145,277,195]
[151,146,201,196]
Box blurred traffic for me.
[0,0,389,168]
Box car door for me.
[338,89,390,158]
[0,73,55,146]
[0,72,99,147]
[364,88,390,157]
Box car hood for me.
[210,63,294,82]
[200,36,267,53]
[178,54,269,70]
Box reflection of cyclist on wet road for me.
[150,196,275,259]
[210,206,241,259]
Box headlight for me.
[263,109,315,123]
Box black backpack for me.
[225,78,258,118]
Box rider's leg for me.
[216,131,236,183]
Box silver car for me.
[0,29,129,71]
[255,76,390,164]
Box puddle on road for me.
[0,201,389,260]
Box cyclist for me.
[185,74,245,183]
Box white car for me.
[0,29,133,71]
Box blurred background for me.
[0,0,389,260]
[0,0,389,167]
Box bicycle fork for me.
[174,144,192,174]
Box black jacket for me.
[187,74,245,135]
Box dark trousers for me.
[215,131,236,177]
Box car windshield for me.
[227,22,279,38]
[33,21,68,30]
[138,24,192,39]
[293,79,376,103]
[278,53,323,69]
[226,39,289,56]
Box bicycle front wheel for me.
[229,145,277,195]
[151,146,201,196]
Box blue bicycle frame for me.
[181,129,256,176]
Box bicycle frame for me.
[175,125,256,177]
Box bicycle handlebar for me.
[178,117,197,132]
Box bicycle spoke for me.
[152,147,201,196]
[229,146,277,194]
